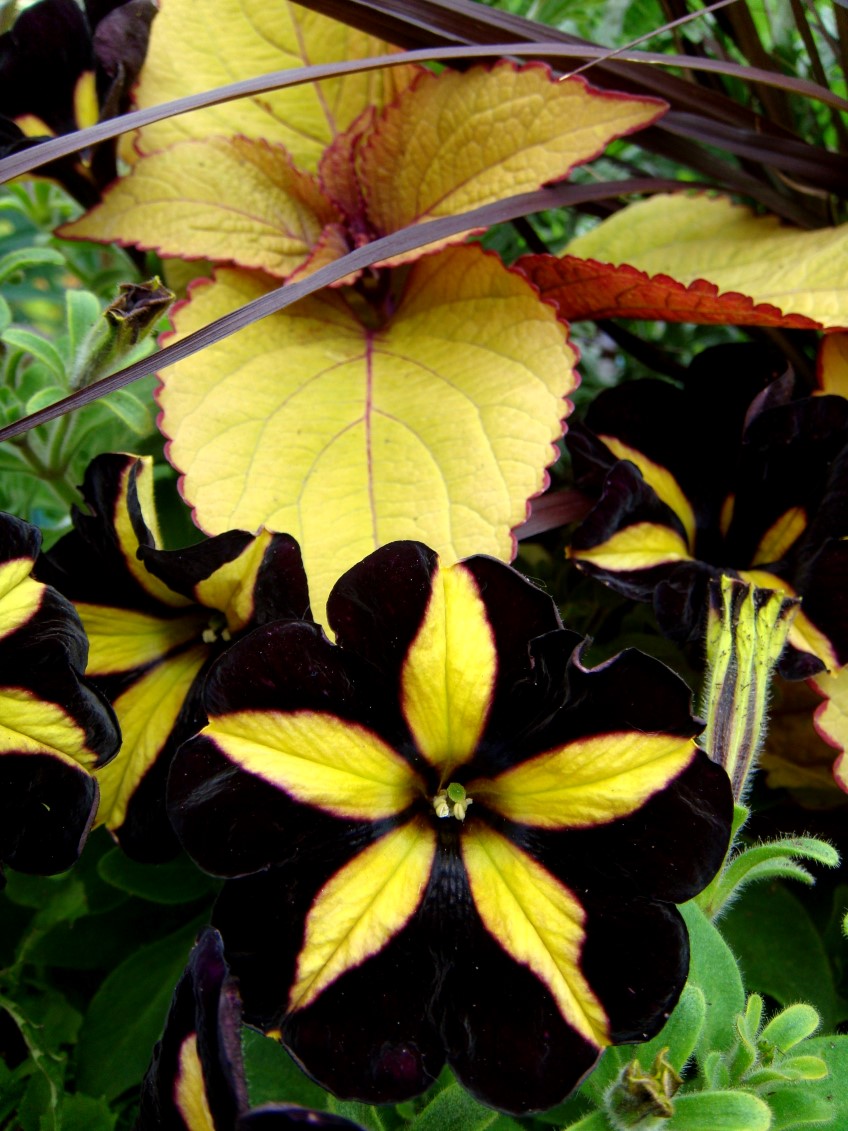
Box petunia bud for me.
[700,574,797,801]
[70,277,174,390]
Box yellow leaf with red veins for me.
[357,63,664,265]
[159,246,575,622]
[560,193,848,328]
[62,138,343,279]
[132,0,419,170]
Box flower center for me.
[433,781,473,821]
[201,611,232,645]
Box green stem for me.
[11,436,81,510]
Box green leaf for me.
[719,882,843,1030]
[0,292,11,334]
[579,985,705,1106]
[65,289,103,365]
[705,836,839,917]
[760,1003,821,1052]
[100,386,155,435]
[0,246,66,286]
[18,1070,58,1131]
[664,1091,772,1131]
[409,1082,506,1131]
[2,327,67,381]
[242,1027,329,1109]
[796,1035,848,1125]
[767,1086,833,1129]
[680,901,745,1058]
[24,385,66,416]
[97,847,220,905]
[561,1111,615,1131]
[325,1098,390,1131]
[60,1094,117,1131]
[76,920,201,1100]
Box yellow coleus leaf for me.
[132,0,419,171]
[62,138,343,279]
[159,246,576,622]
[565,193,848,328]
[358,63,663,263]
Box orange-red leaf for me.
[519,193,848,329]
[520,254,825,328]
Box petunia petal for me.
[289,817,436,1012]
[461,823,607,1049]
[595,435,696,551]
[471,732,697,829]
[95,646,206,834]
[78,604,207,674]
[400,561,496,774]
[202,709,419,821]
[571,520,692,572]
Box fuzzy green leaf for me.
[720,883,845,1031]
[681,902,745,1058]
[0,247,66,286]
[2,328,67,381]
[760,1003,821,1052]
[664,1091,772,1131]
[410,1083,513,1131]
[65,290,103,364]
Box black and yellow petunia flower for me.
[168,541,732,1114]
[38,453,312,861]
[568,343,848,680]
[0,0,156,203]
[138,927,363,1130]
[0,511,119,878]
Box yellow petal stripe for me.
[401,562,496,775]
[193,529,273,634]
[288,818,435,1012]
[739,569,839,670]
[0,687,95,768]
[471,732,696,829]
[77,604,207,676]
[95,647,206,830]
[462,824,608,1047]
[0,557,37,605]
[751,507,807,566]
[571,522,692,572]
[208,710,419,820]
[0,569,43,637]
[817,333,848,397]
[597,435,696,551]
[113,457,191,609]
[174,1033,215,1131]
